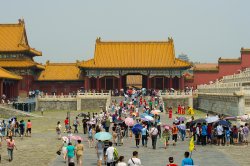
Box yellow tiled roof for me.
[218,58,241,63]
[80,38,191,69]
[194,63,218,71]
[37,63,82,81]
[0,67,22,80]
[0,59,44,69]
[0,19,42,56]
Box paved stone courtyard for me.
[50,109,247,166]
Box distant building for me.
[178,54,189,62]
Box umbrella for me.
[191,118,206,126]
[218,120,231,127]
[114,120,124,124]
[162,124,172,130]
[141,118,149,122]
[145,116,154,121]
[178,117,186,122]
[132,124,143,134]
[140,113,148,118]
[240,114,249,121]
[94,132,112,141]
[62,136,69,142]
[151,110,159,115]
[205,116,219,123]
[87,121,95,125]
[224,116,237,120]
[68,135,83,141]
[125,118,134,126]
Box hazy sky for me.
[1,0,250,63]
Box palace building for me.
[1,19,250,99]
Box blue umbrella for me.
[132,124,143,134]
[94,132,112,141]
[218,120,231,127]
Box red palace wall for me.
[185,52,250,88]
[32,81,83,95]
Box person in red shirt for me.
[168,107,173,119]
[166,156,178,166]
[207,123,212,144]
[64,117,69,132]
[177,105,181,114]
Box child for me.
[166,157,178,166]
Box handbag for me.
[56,150,61,155]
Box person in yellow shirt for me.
[188,107,195,115]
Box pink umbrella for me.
[125,117,134,126]
[162,124,172,130]
[68,135,83,141]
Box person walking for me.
[201,122,207,146]
[181,151,194,166]
[162,128,170,149]
[26,119,32,137]
[149,125,158,149]
[96,140,104,166]
[135,131,141,148]
[105,142,115,166]
[243,123,249,145]
[73,117,79,133]
[127,151,141,166]
[66,142,75,165]
[5,136,17,162]
[217,124,224,146]
[82,118,88,134]
[56,121,62,140]
[75,140,84,166]
[166,156,178,166]
[168,107,173,119]
[117,156,127,166]
[141,125,148,147]
[179,121,186,141]
[172,123,178,146]
[64,117,69,133]
[19,120,25,139]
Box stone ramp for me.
[0,105,42,118]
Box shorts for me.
[217,135,223,139]
[233,133,238,139]
[97,152,103,160]
[27,128,31,133]
[172,134,177,142]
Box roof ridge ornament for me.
[96,37,101,43]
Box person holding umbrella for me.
[96,140,104,166]
[135,129,141,148]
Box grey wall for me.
[37,101,77,111]
[198,94,243,116]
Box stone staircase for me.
[0,105,42,118]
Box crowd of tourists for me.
[0,118,32,162]
[53,88,249,166]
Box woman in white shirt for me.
[117,156,127,166]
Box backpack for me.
[113,147,119,160]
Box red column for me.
[169,76,173,89]
[97,77,100,92]
[181,76,184,90]
[147,76,150,89]
[119,75,122,90]
[84,77,89,90]
[0,79,3,97]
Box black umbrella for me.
[190,118,206,126]
[217,120,231,127]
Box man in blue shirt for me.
[181,151,194,166]
[141,125,148,147]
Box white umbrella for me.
[145,115,154,121]
[205,116,219,123]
